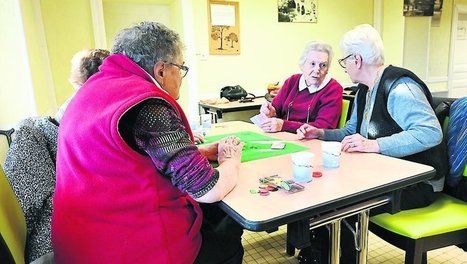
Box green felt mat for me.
[202,131,308,163]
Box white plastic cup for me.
[189,115,201,132]
[321,141,342,168]
[291,152,314,183]
[200,114,212,129]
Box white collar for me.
[298,74,331,94]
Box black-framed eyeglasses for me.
[338,54,354,69]
[166,62,189,78]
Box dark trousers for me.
[194,203,244,264]
[304,182,435,264]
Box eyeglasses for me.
[166,62,189,78]
[338,54,353,69]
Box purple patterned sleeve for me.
[132,99,219,198]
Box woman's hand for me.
[260,118,284,133]
[260,102,277,118]
[297,124,323,139]
[341,134,380,153]
[218,136,243,164]
[198,142,219,161]
[193,132,205,144]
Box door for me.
[449,5,467,97]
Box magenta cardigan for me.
[272,74,343,132]
[52,54,202,263]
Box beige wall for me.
[192,0,373,101]
[1,0,461,130]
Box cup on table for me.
[321,141,342,168]
[200,114,212,129]
[189,115,201,132]
[291,152,314,183]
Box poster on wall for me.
[278,0,318,23]
[208,1,240,55]
[403,0,435,17]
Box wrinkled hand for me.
[260,102,276,118]
[259,117,283,133]
[193,132,205,144]
[297,124,322,139]
[198,142,219,161]
[218,136,243,164]
[341,134,380,153]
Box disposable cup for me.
[291,152,314,183]
[321,141,342,168]
[200,114,212,129]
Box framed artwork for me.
[208,0,240,55]
[278,0,318,23]
[404,0,435,17]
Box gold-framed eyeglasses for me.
[338,54,353,69]
[166,62,189,78]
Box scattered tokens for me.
[313,171,323,178]
[252,174,305,196]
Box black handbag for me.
[220,85,248,101]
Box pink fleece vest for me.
[52,54,202,263]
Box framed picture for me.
[278,0,318,23]
[404,0,435,17]
[208,0,240,55]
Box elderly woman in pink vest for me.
[52,21,244,264]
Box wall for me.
[0,0,36,127]
[39,1,96,110]
[192,0,374,103]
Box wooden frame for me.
[208,0,240,55]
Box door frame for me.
[448,4,467,97]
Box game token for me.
[259,191,270,196]
[259,184,268,189]
[249,189,259,194]
[280,181,291,191]
[313,171,323,178]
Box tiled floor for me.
[242,226,467,264]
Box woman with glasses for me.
[259,40,343,133]
[296,24,447,264]
[52,21,244,263]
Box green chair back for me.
[338,99,350,129]
[0,166,26,264]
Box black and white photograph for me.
[404,0,435,17]
[278,0,318,23]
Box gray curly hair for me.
[111,21,183,76]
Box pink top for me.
[272,74,343,132]
[52,54,202,263]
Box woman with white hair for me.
[296,24,448,263]
[259,40,343,133]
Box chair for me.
[369,97,467,264]
[0,165,27,264]
[338,99,351,129]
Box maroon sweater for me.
[272,74,343,132]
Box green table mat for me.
[202,131,308,163]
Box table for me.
[208,121,435,264]
[199,97,267,122]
